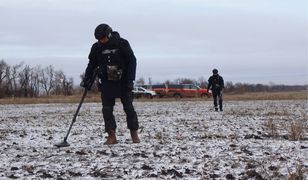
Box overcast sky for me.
[0,0,307,85]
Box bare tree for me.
[30,65,42,97]
[63,77,74,96]
[53,70,74,95]
[0,59,7,86]
[40,65,55,96]
[136,77,145,85]
[224,81,234,93]
[0,60,8,97]
[148,77,152,85]
[198,76,208,88]
[19,65,32,97]
[6,62,24,97]
[174,77,195,84]
[164,80,171,85]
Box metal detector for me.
[55,71,97,148]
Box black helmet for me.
[94,24,112,40]
[212,69,218,74]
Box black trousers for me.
[101,91,139,132]
[212,90,223,110]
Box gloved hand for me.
[80,78,92,90]
[127,81,134,91]
[219,89,223,98]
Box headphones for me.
[106,26,112,38]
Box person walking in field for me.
[80,24,140,144]
[207,69,224,111]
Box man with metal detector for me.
[207,69,224,111]
[80,24,140,145]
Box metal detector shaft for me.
[56,69,97,147]
[63,89,88,142]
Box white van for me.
[133,87,156,99]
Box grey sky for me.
[1,0,307,85]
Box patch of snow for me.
[0,100,307,179]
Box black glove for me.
[127,81,134,91]
[80,78,92,90]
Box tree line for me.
[0,60,74,98]
[0,60,306,98]
[134,77,307,94]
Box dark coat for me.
[207,74,224,91]
[84,32,137,98]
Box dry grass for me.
[288,110,307,141]
[0,90,307,104]
[263,109,307,141]
[288,119,307,141]
[265,110,291,117]
[225,108,255,116]
[288,164,305,180]
[0,94,101,104]
[264,118,278,138]
[224,90,308,101]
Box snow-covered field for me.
[0,100,307,179]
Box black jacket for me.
[84,32,137,98]
[208,74,224,91]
